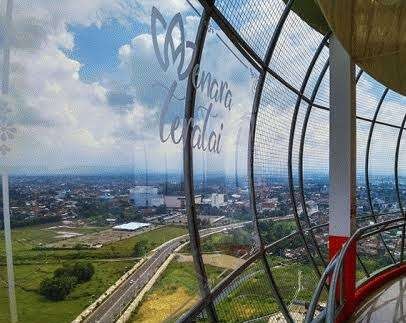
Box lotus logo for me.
[151,6,195,81]
[151,7,231,154]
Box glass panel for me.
[0,1,201,322]
[191,19,256,288]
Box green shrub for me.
[54,262,95,283]
[133,240,149,257]
[40,262,95,301]
[39,276,77,301]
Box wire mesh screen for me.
[357,119,370,218]
[356,73,387,120]
[214,260,279,322]
[5,0,406,322]
[253,73,305,258]
[266,232,327,322]
[270,9,324,88]
[368,124,399,215]
[215,0,286,59]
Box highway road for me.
[84,222,248,323]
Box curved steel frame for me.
[179,0,406,322]
[296,65,369,278]
[354,69,371,277]
[298,60,330,271]
[287,32,331,278]
[364,87,396,263]
[183,7,218,321]
[395,114,406,261]
[247,1,295,321]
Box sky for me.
[0,0,404,177]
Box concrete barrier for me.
[73,223,242,323]
[72,257,147,323]
[72,234,189,323]
[116,241,189,323]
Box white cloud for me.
[1,0,404,178]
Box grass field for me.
[214,260,323,322]
[94,226,186,258]
[182,231,252,258]
[0,224,187,323]
[0,225,187,263]
[177,253,245,270]
[131,260,225,323]
[0,260,134,323]
[0,225,104,254]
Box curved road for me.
[84,223,248,323]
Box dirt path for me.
[46,226,159,249]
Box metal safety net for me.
[0,1,405,323]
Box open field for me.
[182,229,253,257]
[0,260,134,323]
[177,253,245,270]
[0,224,187,263]
[46,226,160,249]
[131,260,225,323]
[0,224,188,323]
[0,224,105,254]
[214,261,324,322]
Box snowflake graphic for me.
[0,101,12,115]
[0,144,10,155]
[0,121,17,141]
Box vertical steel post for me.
[328,35,356,319]
[2,0,17,321]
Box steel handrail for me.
[306,216,405,322]
[305,256,338,322]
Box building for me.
[129,186,164,207]
[112,222,151,231]
[164,194,202,209]
[210,193,226,208]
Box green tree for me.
[133,240,149,257]
[54,262,95,283]
[71,262,95,283]
[39,276,77,301]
